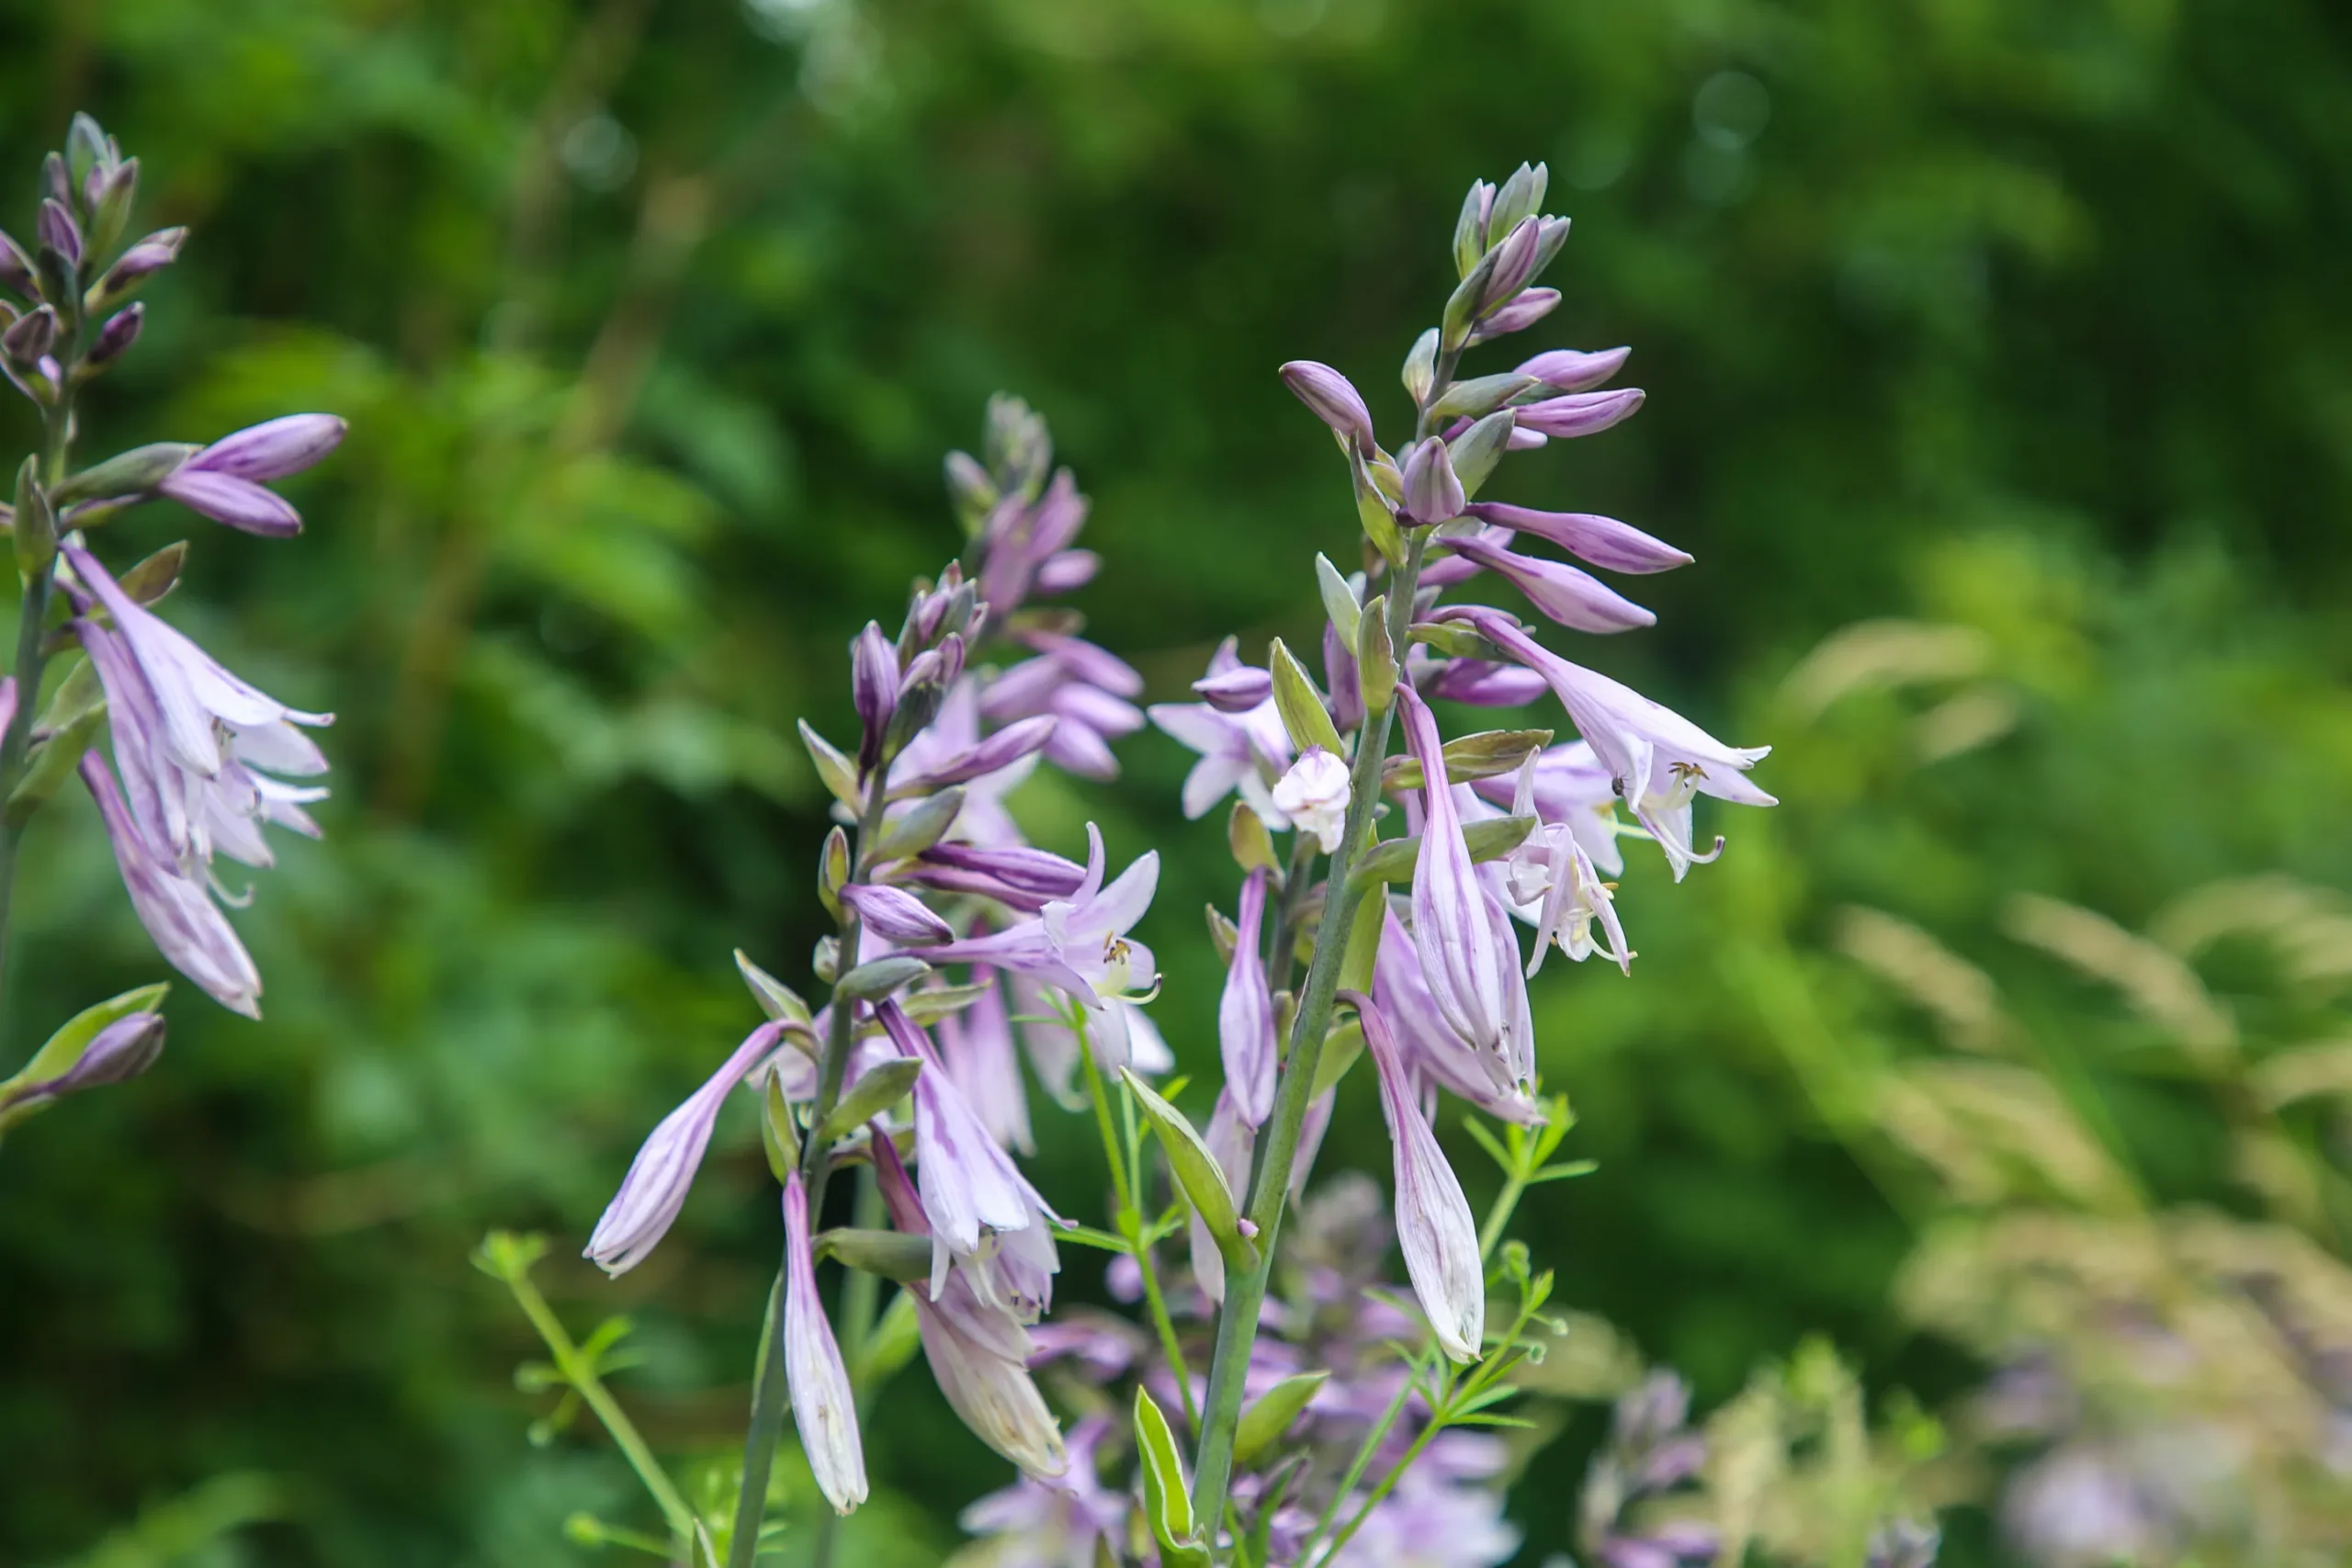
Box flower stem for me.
[1187,529,1430,1541]
[729,774,894,1568]
[1078,1031,1197,1427]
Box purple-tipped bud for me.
[584,1021,783,1275]
[1517,346,1632,392]
[1507,427,1549,451]
[1192,663,1272,714]
[1400,437,1465,525]
[1031,548,1099,595]
[155,469,302,536]
[1279,361,1377,451]
[842,882,955,946]
[1348,990,1486,1363]
[852,621,899,771]
[1479,216,1543,310]
[1396,686,1511,1060]
[784,1168,870,1516]
[1463,501,1690,574]
[1468,287,1560,344]
[896,714,1057,792]
[1514,388,1645,440]
[1218,868,1277,1126]
[2,302,56,363]
[89,227,187,307]
[1450,535,1656,635]
[79,756,263,1017]
[1425,657,1550,707]
[189,414,347,481]
[37,200,81,269]
[907,841,1087,911]
[28,1011,167,1104]
[944,449,998,519]
[85,304,143,368]
[0,231,34,298]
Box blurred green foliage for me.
[2,0,2349,1563]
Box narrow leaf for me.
[1268,638,1343,757]
[1121,1067,1259,1273]
[835,956,931,1002]
[1233,1371,1329,1467]
[816,1056,922,1144]
[816,1227,933,1283]
[1133,1387,1209,1567]
[797,719,863,813]
[736,951,813,1028]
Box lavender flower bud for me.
[41,152,71,209]
[2,302,56,364]
[1349,990,1486,1363]
[944,448,997,529]
[64,114,112,193]
[583,1021,784,1274]
[37,199,81,271]
[784,1168,870,1516]
[1279,360,1377,451]
[1424,656,1549,707]
[1479,216,1543,312]
[0,231,35,299]
[842,883,955,946]
[1402,327,1440,406]
[1400,437,1464,525]
[1514,388,1645,441]
[851,621,899,771]
[1449,535,1656,635]
[1031,548,1099,595]
[1322,617,1363,732]
[87,226,187,310]
[1469,286,1561,344]
[1462,502,1690,575]
[1518,345,1632,392]
[22,1011,166,1106]
[155,469,301,536]
[85,157,139,264]
[189,414,347,481]
[1191,664,1272,714]
[1452,178,1497,278]
[1486,161,1549,241]
[895,714,1057,792]
[1218,868,1277,1126]
[85,304,142,369]
[1396,686,1510,1059]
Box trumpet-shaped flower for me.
[583,1021,785,1275]
[784,1168,868,1516]
[1147,637,1294,823]
[1372,904,1543,1124]
[1446,533,1656,635]
[1346,991,1486,1363]
[1396,686,1523,1070]
[914,824,1158,1007]
[1219,868,1277,1126]
[78,755,264,1017]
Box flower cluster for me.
[581,400,1167,1520]
[0,114,342,1134]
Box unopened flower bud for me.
[190,414,346,481]
[64,114,112,195]
[851,621,899,772]
[1514,388,1645,441]
[1452,178,1496,279]
[85,158,139,264]
[1279,360,1377,452]
[2,302,56,364]
[85,303,142,369]
[983,393,1052,499]
[1272,748,1351,854]
[41,152,71,209]
[1401,327,1440,407]
[1517,345,1631,392]
[1467,286,1560,344]
[0,232,35,299]
[86,227,186,311]
[1031,548,1098,595]
[1192,664,1272,714]
[944,448,997,532]
[13,457,55,576]
[1479,216,1543,312]
[37,200,82,271]
[46,1011,166,1096]
[1486,161,1549,242]
[842,883,955,947]
[1400,437,1464,525]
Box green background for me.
[3,0,2349,1563]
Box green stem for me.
[504,1261,698,1542]
[1187,530,1430,1540]
[731,776,893,1568]
[1078,1015,1197,1427]
[1477,1172,1527,1264]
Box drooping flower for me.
[1460,501,1690,575]
[1346,991,1486,1363]
[1219,868,1277,1127]
[841,882,955,946]
[1371,904,1544,1124]
[1147,637,1294,823]
[1445,532,1656,635]
[1470,740,1625,875]
[936,966,1034,1156]
[155,413,346,536]
[1395,685,1519,1067]
[914,824,1158,1007]
[784,1167,868,1516]
[979,630,1144,783]
[1273,747,1351,853]
[78,754,263,1017]
[875,1135,1069,1480]
[901,840,1087,913]
[888,681,1043,848]
[583,1021,785,1275]
[1279,360,1378,451]
[1451,607,1773,879]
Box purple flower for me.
[841,882,954,946]
[1453,608,1774,879]
[1272,746,1351,852]
[1510,817,1632,976]
[583,1021,784,1274]
[1348,991,1486,1363]
[1279,360,1378,451]
[852,621,899,771]
[4,1011,166,1111]
[155,414,346,536]
[64,544,330,876]
[78,755,263,1018]
[1471,740,1625,874]
[1447,532,1656,634]
[892,712,1057,794]
[914,824,1158,1007]
[784,1167,869,1516]
[1461,501,1690,575]
[1010,974,1171,1102]
[1219,868,1277,1127]
[902,840,1087,913]
[1147,637,1294,822]
[887,681,1040,847]
[1396,686,1519,1066]
[1514,388,1645,440]
[1031,548,1099,595]
[875,1136,1070,1480]
[979,635,1144,783]
[977,468,1091,618]
[1402,437,1466,525]
[1470,286,1560,342]
[1517,346,1631,391]
[958,1416,1124,1563]
[1192,661,1273,714]
[1372,905,1544,1124]
[879,998,1060,1311]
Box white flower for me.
[1272,747,1351,852]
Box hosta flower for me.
[915,824,1158,1007]
[887,681,1044,848]
[1219,868,1277,1126]
[1147,637,1294,823]
[1272,747,1351,852]
[1348,991,1486,1363]
[1452,607,1773,879]
[782,1168,868,1516]
[156,413,346,536]
[936,967,1033,1155]
[1445,532,1656,635]
[78,755,263,1017]
[584,1021,785,1275]
[1372,905,1544,1124]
